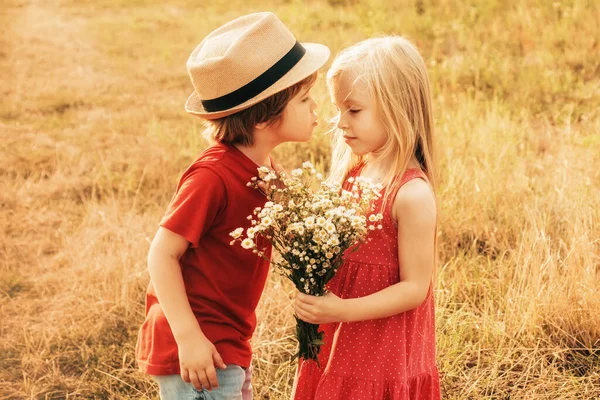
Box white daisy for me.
[229,227,244,239]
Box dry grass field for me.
[1,0,599,398]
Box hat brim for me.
[185,42,330,120]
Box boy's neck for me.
[234,143,273,167]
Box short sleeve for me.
[159,166,227,248]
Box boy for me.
[135,12,329,400]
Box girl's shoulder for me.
[389,169,436,225]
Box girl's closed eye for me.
[349,108,361,114]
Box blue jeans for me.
[153,365,252,400]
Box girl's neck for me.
[360,157,387,182]
[361,154,420,181]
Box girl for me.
[292,36,441,400]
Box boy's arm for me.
[148,227,226,391]
[147,227,202,344]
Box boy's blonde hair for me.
[204,73,317,146]
[327,36,436,192]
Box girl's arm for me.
[148,227,226,390]
[294,178,436,324]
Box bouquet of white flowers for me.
[230,161,382,362]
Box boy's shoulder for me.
[181,142,254,187]
[188,142,239,172]
[195,142,228,164]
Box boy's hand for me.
[294,291,347,325]
[257,163,288,198]
[272,163,288,180]
[178,334,227,391]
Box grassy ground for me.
[1,0,599,398]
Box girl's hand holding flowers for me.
[294,291,347,325]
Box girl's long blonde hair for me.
[327,36,437,193]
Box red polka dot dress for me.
[291,166,441,400]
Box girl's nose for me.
[337,117,348,130]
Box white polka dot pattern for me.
[290,168,441,400]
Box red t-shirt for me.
[135,142,272,375]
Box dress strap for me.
[399,168,426,188]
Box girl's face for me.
[331,70,388,157]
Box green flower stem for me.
[295,316,324,366]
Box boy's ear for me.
[255,122,269,130]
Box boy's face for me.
[272,85,318,143]
[331,71,387,157]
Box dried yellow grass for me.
[1,0,599,399]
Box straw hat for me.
[185,12,330,119]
